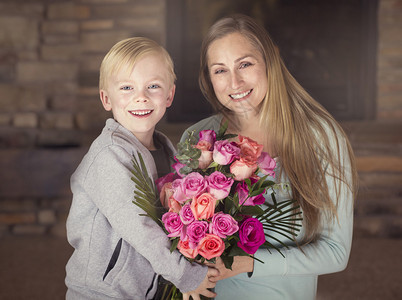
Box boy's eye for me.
[121,86,132,90]
[148,84,160,89]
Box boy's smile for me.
[100,52,175,149]
[129,109,153,117]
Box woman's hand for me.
[206,256,254,281]
[182,267,219,300]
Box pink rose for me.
[179,204,195,225]
[257,152,276,177]
[230,158,258,181]
[195,141,213,169]
[197,234,225,260]
[237,135,263,161]
[187,220,209,249]
[162,212,184,239]
[172,179,188,203]
[181,172,207,199]
[237,217,265,254]
[213,140,240,165]
[177,239,198,259]
[199,130,216,148]
[206,171,234,200]
[209,212,239,238]
[190,192,217,220]
[235,179,265,206]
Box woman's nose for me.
[231,72,243,90]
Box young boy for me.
[65,37,217,299]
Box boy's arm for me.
[84,145,207,292]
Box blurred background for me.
[0,0,401,299]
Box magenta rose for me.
[186,220,209,249]
[199,130,216,148]
[209,212,239,238]
[237,217,265,254]
[206,171,234,200]
[162,212,184,239]
[235,179,265,206]
[213,140,240,165]
[181,172,207,199]
[257,152,276,177]
[179,204,195,225]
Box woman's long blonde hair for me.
[199,14,358,242]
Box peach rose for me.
[195,141,213,169]
[160,182,174,209]
[197,234,225,260]
[190,192,217,220]
[237,135,263,160]
[177,239,199,259]
[230,158,258,181]
[168,196,182,213]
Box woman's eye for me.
[214,69,225,75]
[240,62,252,69]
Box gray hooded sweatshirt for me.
[65,119,206,299]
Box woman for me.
[181,14,358,300]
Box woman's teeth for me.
[230,90,252,99]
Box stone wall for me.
[0,0,166,237]
[377,0,402,119]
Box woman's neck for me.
[224,113,274,155]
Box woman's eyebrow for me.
[210,54,256,67]
[234,54,255,63]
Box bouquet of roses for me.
[131,123,302,270]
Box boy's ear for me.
[166,84,175,108]
[100,89,112,111]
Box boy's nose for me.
[136,97,148,103]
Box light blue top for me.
[180,115,354,300]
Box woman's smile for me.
[229,89,253,101]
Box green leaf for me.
[170,238,179,253]
[239,205,265,216]
[229,246,249,256]
[221,133,238,140]
[217,121,228,138]
[249,188,266,197]
[131,151,165,229]
[222,255,234,270]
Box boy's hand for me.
[205,256,254,281]
[182,267,218,300]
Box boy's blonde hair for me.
[99,37,176,90]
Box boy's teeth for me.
[230,90,251,99]
[131,110,151,116]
